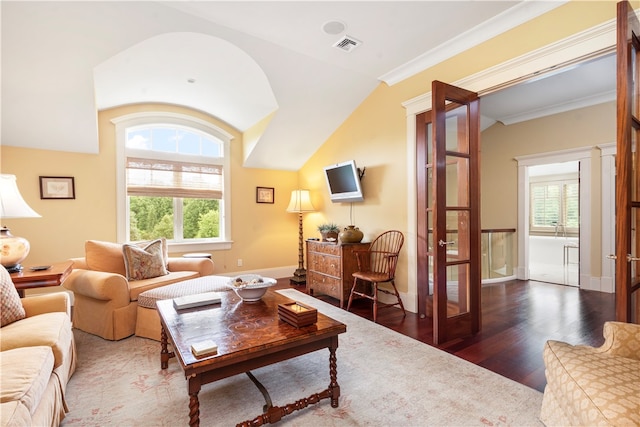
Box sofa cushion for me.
[0,312,73,369]
[85,240,126,276]
[0,265,25,327]
[0,346,54,416]
[123,239,168,281]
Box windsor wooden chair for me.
[346,230,406,322]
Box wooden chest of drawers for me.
[306,240,370,308]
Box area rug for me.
[61,289,543,426]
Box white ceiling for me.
[1,1,614,171]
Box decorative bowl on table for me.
[227,274,277,302]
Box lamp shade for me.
[286,190,315,213]
[0,175,41,219]
[1,174,40,272]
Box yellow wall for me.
[1,104,300,275]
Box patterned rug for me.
[61,289,543,426]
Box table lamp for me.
[0,174,41,273]
[286,189,315,285]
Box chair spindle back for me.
[367,230,404,279]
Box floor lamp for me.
[0,174,41,273]
[286,189,315,285]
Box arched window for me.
[113,112,233,251]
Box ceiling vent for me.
[333,35,361,53]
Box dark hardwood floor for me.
[275,278,616,392]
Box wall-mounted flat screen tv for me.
[323,160,364,203]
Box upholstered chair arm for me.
[21,292,71,317]
[592,321,640,360]
[63,269,131,306]
[166,257,214,276]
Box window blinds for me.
[126,157,223,199]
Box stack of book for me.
[277,301,317,328]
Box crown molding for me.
[380,0,568,86]
[402,16,617,116]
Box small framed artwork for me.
[39,176,75,199]
[256,186,274,204]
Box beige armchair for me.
[63,240,214,340]
[540,321,640,426]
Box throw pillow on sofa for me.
[123,239,168,280]
[85,238,169,277]
[0,265,25,326]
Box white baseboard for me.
[582,275,615,294]
[516,266,528,280]
[600,276,615,293]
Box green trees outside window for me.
[129,196,219,241]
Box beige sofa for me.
[1,266,76,426]
[540,321,640,426]
[63,239,214,340]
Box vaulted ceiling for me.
[2,1,612,171]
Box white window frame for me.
[113,112,233,251]
[529,174,579,235]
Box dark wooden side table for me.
[10,260,73,297]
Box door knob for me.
[607,254,617,260]
[438,240,455,247]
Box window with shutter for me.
[530,178,579,236]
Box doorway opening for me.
[515,147,592,290]
[528,161,580,287]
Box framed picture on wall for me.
[39,176,75,199]
[256,187,274,204]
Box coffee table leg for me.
[161,326,169,369]
[188,376,201,427]
[329,338,340,408]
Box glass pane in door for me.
[427,167,433,209]
[446,263,470,316]
[632,207,638,282]
[445,104,469,154]
[446,156,469,207]
[426,122,433,165]
[634,47,638,117]
[633,130,638,286]
[446,210,470,262]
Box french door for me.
[616,0,640,323]
[417,81,482,344]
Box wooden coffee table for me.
[157,290,347,427]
